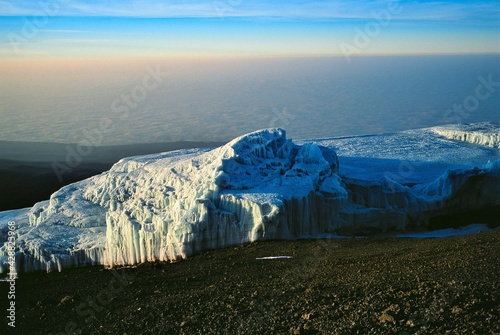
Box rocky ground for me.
[1,230,499,335]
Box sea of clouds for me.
[1,55,499,145]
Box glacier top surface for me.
[306,123,500,184]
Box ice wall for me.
[432,122,500,148]
[1,125,499,274]
[339,159,500,234]
[100,129,345,267]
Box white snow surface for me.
[256,256,293,260]
[1,124,499,273]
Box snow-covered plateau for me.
[1,123,499,274]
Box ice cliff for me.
[1,124,500,273]
[431,122,500,148]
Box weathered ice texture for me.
[1,125,499,273]
[432,122,500,148]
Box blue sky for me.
[0,0,499,59]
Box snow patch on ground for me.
[256,256,293,260]
[395,224,493,238]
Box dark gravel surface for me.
[2,230,499,335]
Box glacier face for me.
[431,122,500,148]
[1,124,500,273]
[101,129,343,267]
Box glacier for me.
[430,122,500,148]
[1,123,499,274]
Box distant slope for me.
[0,140,225,163]
[0,159,110,211]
